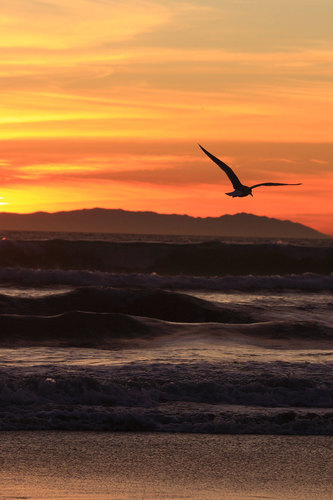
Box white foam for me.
[0,267,332,291]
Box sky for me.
[0,0,333,234]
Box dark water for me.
[0,233,332,434]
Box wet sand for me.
[1,432,332,499]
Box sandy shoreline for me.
[1,432,332,499]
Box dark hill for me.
[0,208,326,238]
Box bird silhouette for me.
[199,144,302,197]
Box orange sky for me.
[0,0,333,234]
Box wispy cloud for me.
[0,0,170,49]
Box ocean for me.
[0,232,332,436]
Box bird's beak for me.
[250,193,253,197]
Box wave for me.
[1,268,333,291]
[0,287,255,323]
[0,239,332,275]
[1,404,332,434]
[0,362,332,433]
[0,312,332,348]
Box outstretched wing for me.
[198,144,243,189]
[250,182,302,189]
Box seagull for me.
[199,144,302,197]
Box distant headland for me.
[0,209,327,238]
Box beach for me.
[1,432,333,499]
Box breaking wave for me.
[0,361,332,434]
[0,268,333,291]
[0,312,332,348]
[0,287,254,323]
[0,239,332,275]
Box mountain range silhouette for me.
[0,209,326,238]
